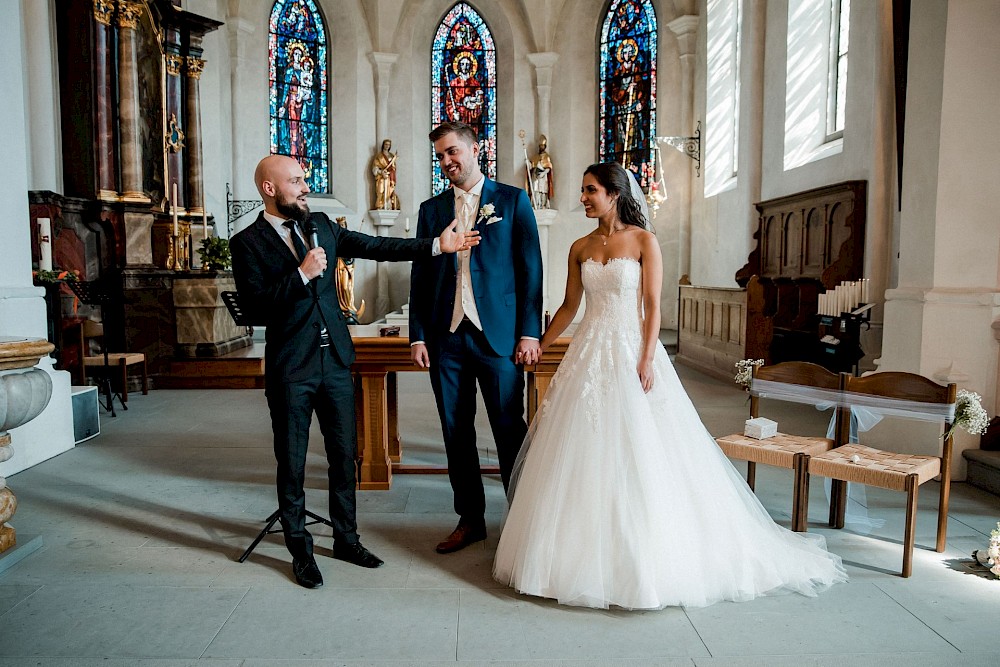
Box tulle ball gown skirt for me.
[493,259,847,610]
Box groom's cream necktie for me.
[450,190,482,332]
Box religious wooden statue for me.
[371,139,400,210]
[527,135,554,209]
[335,217,366,324]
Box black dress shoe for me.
[333,541,384,568]
[436,521,487,554]
[292,556,323,589]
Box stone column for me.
[116,0,146,202]
[370,52,399,150]
[526,52,558,138]
[227,17,254,208]
[185,50,206,213]
[534,209,557,316]
[22,0,62,193]
[666,15,699,327]
[164,28,185,209]
[878,0,1000,477]
[93,0,117,200]
[369,209,401,318]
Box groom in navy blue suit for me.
[410,122,543,553]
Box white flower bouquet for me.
[946,389,990,439]
[973,521,1000,578]
[734,359,764,392]
[476,203,502,227]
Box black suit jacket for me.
[231,212,432,382]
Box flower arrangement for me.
[32,269,79,284]
[973,521,1000,578]
[197,237,232,270]
[734,359,764,392]
[946,389,990,439]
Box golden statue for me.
[371,139,400,210]
[526,135,554,209]
[334,216,366,324]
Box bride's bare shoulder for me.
[569,234,598,260]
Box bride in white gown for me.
[493,162,847,610]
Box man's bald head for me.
[255,154,310,221]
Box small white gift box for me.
[744,417,778,439]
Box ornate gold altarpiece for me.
[33,1,248,381]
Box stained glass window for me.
[431,3,497,195]
[599,0,657,188]
[269,0,329,193]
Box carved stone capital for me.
[185,57,206,79]
[116,0,142,29]
[94,0,114,25]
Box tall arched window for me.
[269,0,329,193]
[431,3,496,195]
[599,0,657,187]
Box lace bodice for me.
[579,257,642,334]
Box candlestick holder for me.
[168,234,181,270]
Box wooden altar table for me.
[349,325,570,490]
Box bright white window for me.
[783,0,849,170]
[827,0,850,137]
[704,0,742,197]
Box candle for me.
[405,217,410,233]
[203,208,209,242]
[172,183,179,236]
[37,217,52,272]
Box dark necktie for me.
[283,220,309,261]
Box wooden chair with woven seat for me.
[79,319,148,408]
[806,372,957,577]
[715,361,847,532]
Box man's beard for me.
[276,195,310,222]
[446,161,474,187]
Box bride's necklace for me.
[598,223,625,246]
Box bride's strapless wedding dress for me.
[493,258,847,610]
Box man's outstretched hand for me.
[438,220,480,253]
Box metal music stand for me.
[220,291,254,337]
[67,280,124,417]
[220,290,335,563]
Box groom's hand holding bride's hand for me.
[516,339,541,366]
[438,219,480,253]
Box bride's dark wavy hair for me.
[583,162,649,231]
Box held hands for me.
[300,247,327,280]
[410,342,430,369]
[438,219,481,253]
[637,358,654,393]
[516,339,541,366]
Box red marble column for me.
[92,0,117,200]
[116,0,146,202]
[184,51,205,213]
[164,37,185,211]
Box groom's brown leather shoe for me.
[436,521,487,554]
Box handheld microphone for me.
[302,219,323,278]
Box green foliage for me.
[33,269,79,284]
[198,237,232,270]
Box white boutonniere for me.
[476,203,502,227]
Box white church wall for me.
[878,0,1000,476]
[186,0,233,239]
[0,0,74,478]
[690,0,895,365]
